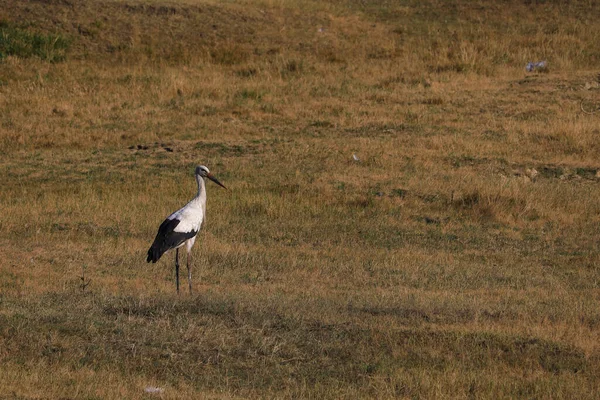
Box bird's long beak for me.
[207,173,227,189]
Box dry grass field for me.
[1,0,600,398]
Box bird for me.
[147,165,227,294]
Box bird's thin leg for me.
[187,251,193,295]
[175,248,180,294]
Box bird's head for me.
[195,165,227,189]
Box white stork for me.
[147,165,227,294]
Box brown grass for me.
[1,0,600,398]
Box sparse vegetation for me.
[1,0,600,398]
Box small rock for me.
[52,107,66,116]
[525,168,538,181]
[526,61,548,72]
[144,386,164,394]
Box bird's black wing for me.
[146,218,197,263]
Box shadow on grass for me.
[0,291,591,395]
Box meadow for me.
[1,0,600,398]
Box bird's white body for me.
[169,206,203,235]
[147,165,226,294]
[168,173,207,241]
[167,212,199,252]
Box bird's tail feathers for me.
[146,245,163,263]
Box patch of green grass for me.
[235,88,263,102]
[0,21,69,62]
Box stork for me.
[147,165,227,294]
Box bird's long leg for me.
[175,248,180,294]
[187,251,193,294]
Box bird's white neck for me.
[194,174,207,214]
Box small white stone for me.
[144,387,164,394]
